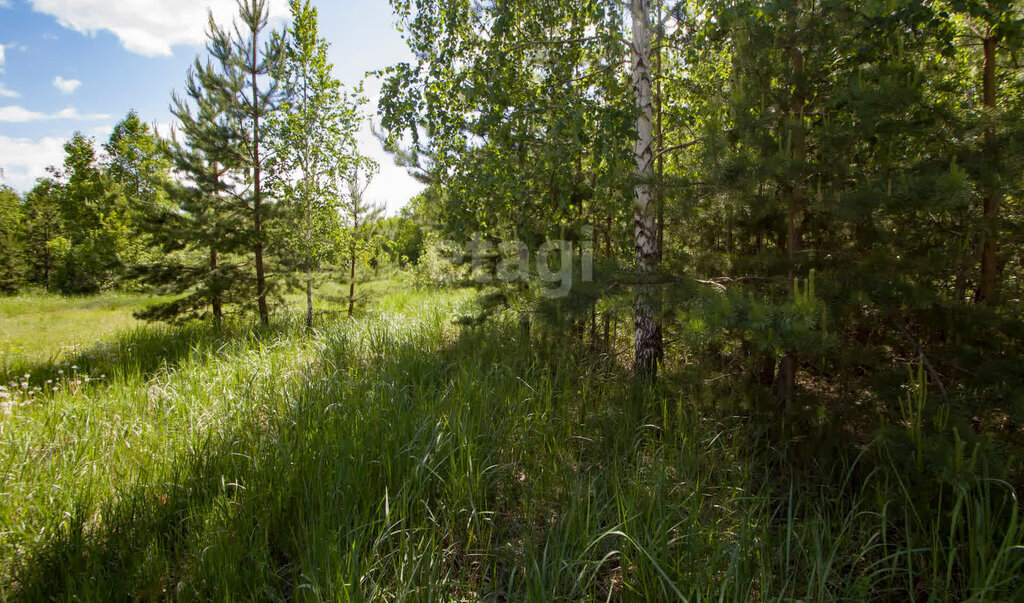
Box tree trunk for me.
[786,45,805,275]
[978,35,999,303]
[302,60,315,331]
[602,212,610,350]
[779,12,805,409]
[348,248,356,318]
[306,279,314,330]
[211,161,223,326]
[655,0,665,264]
[776,355,796,406]
[210,248,223,325]
[252,41,270,327]
[631,0,663,378]
[348,213,358,318]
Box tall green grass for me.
[0,288,1021,599]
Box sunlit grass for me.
[0,291,162,373]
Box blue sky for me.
[0,0,424,213]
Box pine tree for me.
[133,14,251,324]
[217,0,285,327]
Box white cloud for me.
[0,83,18,98]
[0,105,110,122]
[0,135,66,192]
[53,75,82,94]
[28,0,289,57]
[0,44,6,73]
[91,124,112,138]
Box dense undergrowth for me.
[0,288,1021,600]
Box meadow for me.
[0,283,1021,600]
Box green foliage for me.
[382,0,1024,439]
[0,186,24,294]
[20,180,63,290]
[104,111,172,215]
[267,0,373,326]
[340,174,385,316]
[44,133,135,294]
[380,211,425,266]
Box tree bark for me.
[302,52,315,331]
[978,35,999,303]
[306,279,314,329]
[779,11,806,408]
[348,213,359,318]
[786,45,805,275]
[210,248,222,325]
[655,0,665,264]
[211,161,223,326]
[348,250,356,318]
[252,38,270,327]
[631,0,663,378]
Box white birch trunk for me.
[631,0,662,376]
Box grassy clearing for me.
[0,277,399,380]
[0,291,161,374]
[0,285,1021,599]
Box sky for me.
[0,0,424,214]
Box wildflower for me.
[20,382,28,390]
[57,370,64,375]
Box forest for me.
[0,0,1023,598]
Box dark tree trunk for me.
[779,14,806,409]
[211,248,222,325]
[978,35,1000,304]
[348,249,356,318]
[306,279,314,330]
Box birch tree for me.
[270,0,367,329]
[631,0,663,377]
